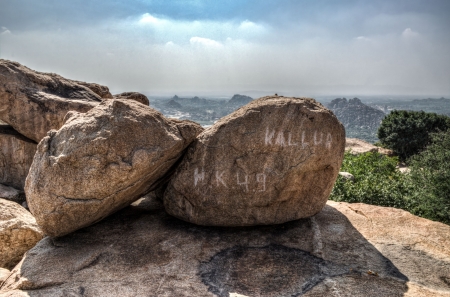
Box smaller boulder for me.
[0,198,44,270]
[338,172,355,181]
[0,59,102,142]
[113,92,149,105]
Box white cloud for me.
[402,28,419,38]
[0,26,11,35]
[165,41,175,46]
[139,13,164,25]
[355,36,370,41]
[238,20,265,33]
[190,36,222,48]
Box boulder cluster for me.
[0,58,345,245]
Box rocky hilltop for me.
[1,60,450,296]
[328,98,385,143]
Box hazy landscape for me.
[150,94,450,143]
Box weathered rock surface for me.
[25,99,203,237]
[1,199,449,296]
[113,92,149,105]
[0,124,37,190]
[346,138,393,155]
[0,184,24,204]
[164,96,345,226]
[0,199,44,270]
[0,59,102,142]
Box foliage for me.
[330,152,408,209]
[406,130,450,224]
[377,110,450,160]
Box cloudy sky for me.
[1,0,449,97]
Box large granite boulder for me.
[164,96,345,226]
[0,124,37,191]
[25,99,203,237]
[0,198,44,270]
[113,92,149,105]
[0,59,102,142]
[0,198,449,296]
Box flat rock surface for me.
[0,198,44,270]
[165,96,345,226]
[1,199,449,296]
[25,99,203,237]
[0,125,36,191]
[345,138,393,155]
[0,59,101,142]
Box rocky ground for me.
[1,194,449,296]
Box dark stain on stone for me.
[199,244,407,297]
[199,244,350,297]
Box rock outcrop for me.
[25,99,203,237]
[0,59,101,142]
[1,198,449,296]
[164,96,345,226]
[112,92,149,105]
[0,124,37,190]
[346,138,393,155]
[0,199,44,270]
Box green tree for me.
[377,110,450,160]
[407,130,450,224]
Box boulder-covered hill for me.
[228,94,253,105]
[328,98,385,143]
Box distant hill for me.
[328,98,385,143]
[228,94,253,105]
[166,99,182,109]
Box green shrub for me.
[406,130,450,224]
[377,110,450,160]
[330,152,408,208]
